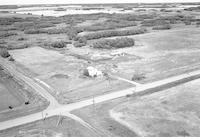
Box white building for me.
[87,66,103,78]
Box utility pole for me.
[43,112,48,121]
[42,111,44,120]
[92,96,95,114]
[56,113,62,127]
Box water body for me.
[14,8,132,17]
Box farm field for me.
[10,47,133,104]
[0,65,48,122]
[2,2,200,137]
[64,26,200,84]
[72,77,200,137]
[103,26,200,83]
[73,97,138,137]
[110,78,200,137]
[0,69,24,111]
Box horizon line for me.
[0,2,200,6]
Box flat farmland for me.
[0,70,24,111]
[10,47,133,104]
[106,26,200,83]
[110,78,200,137]
[73,97,138,137]
[0,65,48,122]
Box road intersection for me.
[1,58,200,133]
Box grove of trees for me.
[78,28,147,40]
[91,37,135,49]
[0,48,10,58]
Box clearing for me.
[103,26,200,83]
[10,46,133,104]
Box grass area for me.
[0,67,48,122]
[107,26,200,83]
[111,78,200,137]
[0,70,24,111]
[73,97,138,137]
[10,47,133,104]
[0,116,97,137]
[77,19,137,32]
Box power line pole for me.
[56,113,62,127]
[92,96,95,114]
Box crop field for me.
[110,78,200,137]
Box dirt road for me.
[1,57,200,132]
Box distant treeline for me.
[0,5,18,9]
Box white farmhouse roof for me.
[87,66,103,77]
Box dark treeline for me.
[91,37,135,49]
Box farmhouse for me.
[86,66,103,77]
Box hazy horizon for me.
[0,0,200,5]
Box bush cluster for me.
[91,37,135,49]
[14,22,35,30]
[196,22,200,25]
[0,48,10,58]
[141,19,169,27]
[14,21,55,31]
[67,28,83,40]
[184,6,200,11]
[141,15,194,27]
[74,42,86,47]
[0,31,17,38]
[45,28,69,34]
[83,69,90,77]
[17,37,26,41]
[78,19,137,32]
[74,37,87,47]
[44,41,66,48]
[24,29,46,34]
[35,21,55,28]
[79,28,146,40]
[0,26,17,31]
[0,40,6,44]
[184,21,192,25]
[7,44,29,50]
[114,14,155,21]
[132,73,146,81]
[0,17,23,25]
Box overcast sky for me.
[0,0,200,5]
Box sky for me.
[0,0,200,5]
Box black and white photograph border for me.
[0,0,200,136]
